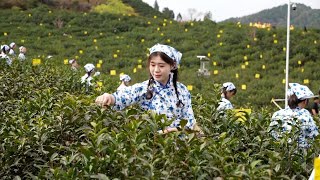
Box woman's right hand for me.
[95,93,115,107]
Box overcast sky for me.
[141,0,320,22]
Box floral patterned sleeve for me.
[178,83,196,129]
[300,109,319,139]
[111,81,148,111]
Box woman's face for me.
[149,55,173,85]
[226,91,235,99]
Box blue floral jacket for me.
[269,107,319,148]
[111,77,195,129]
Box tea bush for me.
[1,6,320,179]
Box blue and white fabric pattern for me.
[84,63,95,73]
[269,107,319,148]
[111,75,195,129]
[149,44,182,69]
[1,45,10,53]
[288,83,315,100]
[217,97,233,111]
[223,82,236,91]
[120,74,131,82]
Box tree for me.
[188,8,203,21]
[176,13,182,22]
[188,8,197,20]
[162,7,174,19]
[153,0,159,11]
[204,11,212,21]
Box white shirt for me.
[81,74,93,86]
[18,53,26,61]
[0,53,12,65]
[8,49,15,55]
[217,97,233,111]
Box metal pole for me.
[285,0,291,108]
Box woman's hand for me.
[95,93,115,107]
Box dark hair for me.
[146,52,183,107]
[222,87,237,100]
[288,94,305,109]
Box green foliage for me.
[0,7,320,179]
[93,0,137,15]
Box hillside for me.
[0,0,164,18]
[224,3,320,29]
[1,5,320,179]
[0,5,319,109]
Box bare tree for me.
[188,8,197,20]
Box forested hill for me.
[224,3,320,29]
[0,0,165,18]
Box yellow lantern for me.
[255,74,260,79]
[187,85,193,91]
[32,59,41,66]
[241,84,246,90]
[213,70,219,75]
[110,70,116,75]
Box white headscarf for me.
[149,43,182,70]
[288,83,315,100]
[223,82,236,91]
